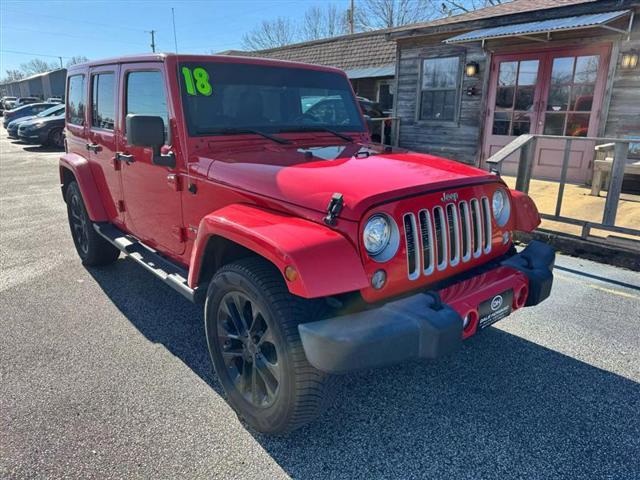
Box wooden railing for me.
[368,116,400,146]
[486,134,639,242]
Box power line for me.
[1,25,147,47]
[0,49,72,60]
[0,7,146,33]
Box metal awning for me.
[344,65,395,79]
[445,10,632,44]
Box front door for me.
[483,44,611,183]
[118,62,184,255]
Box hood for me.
[204,143,496,220]
[8,116,36,128]
[22,114,65,127]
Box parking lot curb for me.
[515,231,640,272]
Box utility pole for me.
[58,56,63,69]
[348,0,355,34]
[147,30,156,52]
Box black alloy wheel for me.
[205,258,334,434]
[68,187,90,257]
[64,181,119,266]
[217,291,281,408]
[49,128,64,148]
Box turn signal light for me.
[284,266,298,282]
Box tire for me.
[205,258,333,434]
[65,181,120,266]
[47,128,64,148]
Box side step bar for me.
[94,223,206,304]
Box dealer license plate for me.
[478,290,513,329]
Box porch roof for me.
[444,10,631,44]
[344,65,395,79]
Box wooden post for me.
[602,141,628,226]
[555,138,572,216]
[393,117,400,147]
[515,137,536,193]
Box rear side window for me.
[67,75,86,126]
[91,73,116,130]
[126,71,169,142]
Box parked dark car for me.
[8,104,64,138]
[18,105,65,147]
[3,103,58,128]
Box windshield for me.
[179,62,365,136]
[37,104,64,117]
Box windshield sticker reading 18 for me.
[181,67,212,96]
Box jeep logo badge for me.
[441,192,459,203]
[490,295,503,311]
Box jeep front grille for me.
[404,197,492,279]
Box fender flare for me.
[188,204,369,298]
[59,153,109,222]
[510,189,540,232]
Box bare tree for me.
[355,0,439,30]
[2,69,25,82]
[302,4,349,41]
[66,56,90,67]
[440,0,504,15]
[19,58,57,76]
[242,17,298,50]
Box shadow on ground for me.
[90,258,640,480]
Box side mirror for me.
[125,114,175,168]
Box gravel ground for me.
[1,128,639,479]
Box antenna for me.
[172,8,179,53]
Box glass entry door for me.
[483,44,611,183]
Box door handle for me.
[115,152,135,164]
[86,143,101,153]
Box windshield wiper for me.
[196,127,291,145]
[279,127,353,142]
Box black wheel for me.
[48,128,64,148]
[65,181,119,266]
[205,258,333,434]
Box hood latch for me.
[324,193,344,226]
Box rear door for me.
[88,65,123,224]
[117,62,184,255]
[65,72,88,159]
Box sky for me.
[0,0,353,73]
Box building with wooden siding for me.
[387,0,640,184]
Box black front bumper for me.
[18,130,47,144]
[299,241,555,374]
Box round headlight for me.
[492,188,511,226]
[363,215,391,256]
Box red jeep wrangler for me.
[60,54,554,434]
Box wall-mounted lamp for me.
[621,50,639,69]
[465,61,479,77]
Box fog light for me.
[463,314,470,329]
[371,270,387,289]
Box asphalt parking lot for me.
[1,127,639,479]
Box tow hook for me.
[324,193,344,226]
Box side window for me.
[126,71,169,142]
[67,74,86,126]
[91,73,115,130]
[419,56,461,122]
